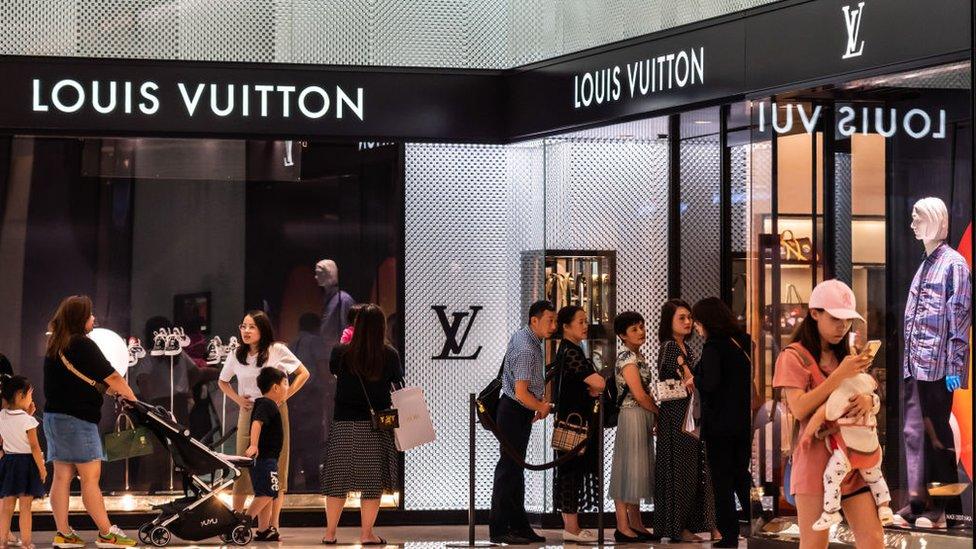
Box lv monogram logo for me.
[432,305,483,360]
[841,2,866,59]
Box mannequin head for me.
[315,259,339,288]
[911,197,949,244]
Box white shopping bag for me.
[391,386,436,451]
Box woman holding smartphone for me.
[771,280,881,549]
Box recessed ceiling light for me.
[693,120,712,125]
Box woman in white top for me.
[219,310,310,539]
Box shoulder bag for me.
[60,352,109,394]
[356,374,399,431]
[476,359,506,431]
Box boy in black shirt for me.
[244,367,288,541]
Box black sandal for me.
[321,538,338,545]
[361,538,387,546]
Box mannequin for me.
[316,259,355,352]
[898,197,972,528]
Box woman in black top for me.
[690,297,754,548]
[653,299,718,543]
[42,295,138,548]
[552,306,606,543]
[320,304,403,546]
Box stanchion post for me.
[469,393,476,545]
[169,353,175,491]
[445,393,496,548]
[581,399,614,547]
[597,400,605,545]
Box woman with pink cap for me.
[771,279,883,548]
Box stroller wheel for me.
[137,523,153,545]
[230,524,252,546]
[149,526,171,547]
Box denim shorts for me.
[251,457,280,499]
[43,412,106,463]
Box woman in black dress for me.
[653,299,718,543]
[552,306,606,543]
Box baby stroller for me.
[121,399,253,546]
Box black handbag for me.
[356,375,399,431]
[476,359,506,431]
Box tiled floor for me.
[21,526,747,548]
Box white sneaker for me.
[226,336,240,355]
[163,332,181,356]
[127,337,147,359]
[812,511,842,531]
[563,529,598,543]
[150,330,167,356]
[915,511,947,529]
[206,337,223,365]
[174,327,191,348]
[878,506,894,526]
[890,512,911,528]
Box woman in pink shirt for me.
[771,280,882,549]
[340,304,364,344]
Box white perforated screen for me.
[2,1,780,68]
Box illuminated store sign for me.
[756,102,949,140]
[573,47,705,109]
[31,78,364,120]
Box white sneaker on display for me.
[128,337,147,359]
[812,511,842,531]
[127,347,138,367]
[164,332,181,356]
[150,330,167,356]
[226,336,240,356]
[206,337,223,365]
[174,327,191,348]
[915,511,947,529]
[563,529,598,543]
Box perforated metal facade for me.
[543,137,671,511]
[679,138,722,321]
[403,132,671,510]
[2,0,780,68]
[403,142,546,510]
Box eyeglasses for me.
[239,324,257,331]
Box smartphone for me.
[862,339,882,359]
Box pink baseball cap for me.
[808,279,864,321]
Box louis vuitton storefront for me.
[0,0,972,546]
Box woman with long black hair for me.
[653,299,718,543]
[690,297,754,547]
[218,310,310,541]
[320,304,403,546]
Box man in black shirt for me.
[244,367,288,542]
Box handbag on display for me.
[652,378,688,403]
[390,385,436,451]
[551,413,589,453]
[779,230,814,262]
[762,285,808,333]
[104,414,154,462]
[356,375,399,432]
